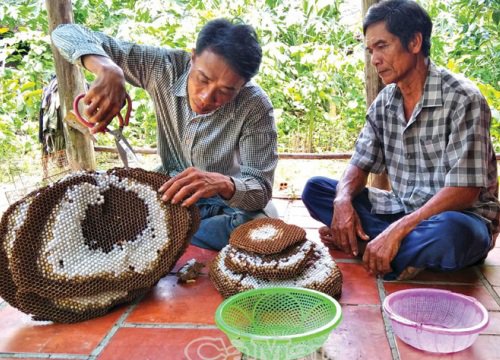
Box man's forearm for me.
[82,55,121,76]
[404,186,480,229]
[334,164,369,205]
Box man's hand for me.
[81,55,127,133]
[360,185,480,277]
[330,199,369,256]
[362,217,409,275]
[158,167,235,207]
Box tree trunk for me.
[362,0,390,190]
[45,0,96,171]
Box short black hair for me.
[363,0,432,57]
[195,18,262,82]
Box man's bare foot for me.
[318,226,366,256]
[396,266,423,281]
[318,226,339,248]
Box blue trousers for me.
[302,176,492,280]
[190,197,265,250]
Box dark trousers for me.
[190,197,265,251]
[302,176,492,280]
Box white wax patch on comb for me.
[249,225,278,241]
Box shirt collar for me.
[385,60,443,111]
[421,60,443,108]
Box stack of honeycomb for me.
[210,218,342,299]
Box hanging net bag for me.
[0,168,199,323]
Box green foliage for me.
[0,1,53,177]
[255,0,366,152]
[426,0,500,150]
[0,0,498,180]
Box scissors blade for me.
[109,129,140,168]
[115,138,130,168]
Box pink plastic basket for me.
[383,288,489,353]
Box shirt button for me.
[407,180,415,186]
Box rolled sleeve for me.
[228,177,247,207]
[51,24,110,65]
[350,113,385,174]
[51,24,175,90]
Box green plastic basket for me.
[215,287,342,360]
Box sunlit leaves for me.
[0,0,498,169]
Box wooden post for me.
[45,0,96,171]
[362,0,390,190]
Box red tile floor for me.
[0,198,499,360]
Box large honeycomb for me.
[0,168,199,323]
[210,218,342,299]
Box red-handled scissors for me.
[73,93,140,168]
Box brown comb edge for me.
[209,249,252,298]
[0,193,36,307]
[16,287,149,323]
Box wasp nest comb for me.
[210,218,342,299]
[0,168,199,323]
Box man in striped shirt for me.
[302,0,499,280]
[52,18,278,250]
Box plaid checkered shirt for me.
[351,61,500,234]
[52,24,278,211]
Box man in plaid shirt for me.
[52,19,278,250]
[302,0,499,280]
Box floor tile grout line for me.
[121,323,218,329]
[333,258,363,264]
[87,295,144,360]
[474,266,500,307]
[339,303,380,307]
[0,353,88,359]
[376,278,400,360]
[389,279,487,286]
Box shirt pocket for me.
[419,135,444,169]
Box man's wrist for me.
[333,195,351,207]
[221,176,236,200]
[82,55,122,78]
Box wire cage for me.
[3,149,71,207]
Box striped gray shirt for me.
[52,24,278,211]
[351,61,500,233]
